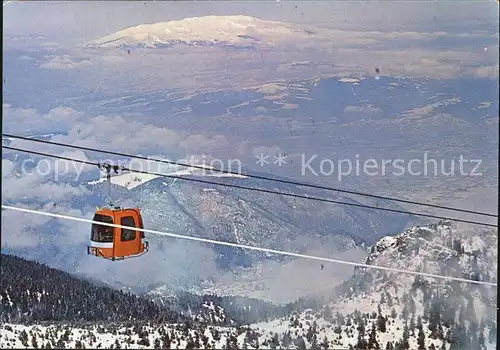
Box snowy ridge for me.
[254,220,498,349]
[350,221,497,290]
[84,15,313,49]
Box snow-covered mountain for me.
[84,15,314,49]
[252,220,498,349]
[1,221,496,349]
[87,168,414,247]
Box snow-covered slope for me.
[84,15,313,49]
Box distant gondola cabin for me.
[88,208,148,260]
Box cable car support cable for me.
[2,144,497,228]
[1,204,497,287]
[2,133,496,218]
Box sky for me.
[3,1,499,42]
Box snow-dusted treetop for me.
[84,15,313,49]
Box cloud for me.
[3,104,230,159]
[1,208,52,249]
[40,42,59,48]
[43,38,495,93]
[344,105,382,113]
[77,237,221,290]
[400,97,461,118]
[251,145,285,157]
[40,55,92,70]
[2,156,92,203]
[99,54,126,64]
[2,159,16,176]
[63,115,229,157]
[208,242,368,304]
[471,64,500,79]
[3,104,84,135]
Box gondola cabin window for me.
[121,216,137,241]
[91,214,114,242]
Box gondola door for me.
[112,209,145,259]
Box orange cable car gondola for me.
[87,163,149,261]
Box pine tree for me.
[311,333,319,350]
[428,298,441,338]
[464,295,476,324]
[194,331,201,348]
[336,312,345,326]
[357,317,366,349]
[387,292,393,307]
[402,323,410,349]
[306,325,315,343]
[320,336,329,349]
[478,329,486,350]
[368,322,380,349]
[409,295,416,315]
[469,321,479,348]
[401,304,409,321]
[270,333,279,349]
[186,337,196,349]
[488,324,496,344]
[437,322,444,340]
[417,325,426,350]
[455,312,467,348]
[161,332,171,349]
[377,306,387,333]
[296,337,306,350]
[19,330,29,347]
[442,301,455,328]
[410,315,416,336]
[447,325,460,349]
[323,305,333,322]
[32,333,39,348]
[282,331,292,348]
